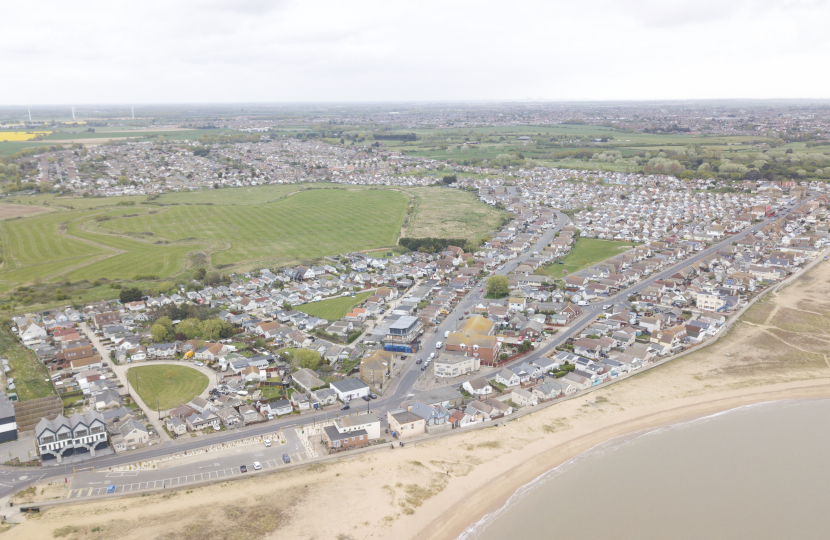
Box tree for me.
[177,318,202,340]
[287,349,322,370]
[194,268,207,281]
[200,318,235,341]
[486,275,510,298]
[119,287,143,303]
[151,316,174,342]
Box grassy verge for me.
[537,238,639,279]
[0,326,55,400]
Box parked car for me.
[194,361,204,366]
[362,395,371,402]
[240,465,248,473]
[416,359,422,364]
[253,461,262,470]
[283,454,291,464]
[436,342,443,349]
[106,485,116,494]
[341,403,350,410]
[264,439,272,447]
[369,393,377,399]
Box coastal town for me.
[2,135,827,492]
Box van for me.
[435,341,443,349]
[444,331,450,338]
[577,301,588,306]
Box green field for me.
[295,290,374,321]
[126,365,208,410]
[0,184,504,314]
[538,238,639,279]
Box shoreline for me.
[416,380,830,540]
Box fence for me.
[13,395,63,434]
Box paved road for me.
[0,200,810,502]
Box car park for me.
[253,461,262,470]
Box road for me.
[0,201,809,503]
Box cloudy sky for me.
[3,0,829,104]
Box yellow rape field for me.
[0,131,51,142]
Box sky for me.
[3,0,830,104]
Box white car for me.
[264,439,272,447]
[253,461,262,470]
[194,361,204,366]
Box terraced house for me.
[36,411,109,463]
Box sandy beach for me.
[5,261,830,540]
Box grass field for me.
[126,365,208,410]
[295,290,374,321]
[403,187,507,242]
[538,238,639,279]
[97,188,408,267]
[0,184,503,314]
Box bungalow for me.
[186,410,220,431]
[165,416,187,436]
[532,381,563,401]
[292,368,325,392]
[262,399,293,417]
[511,387,538,408]
[562,372,591,391]
[462,377,493,397]
[494,368,521,388]
[330,378,370,402]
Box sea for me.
[458,399,830,540]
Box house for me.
[110,418,150,452]
[310,387,338,408]
[238,404,259,424]
[165,416,187,435]
[462,377,493,396]
[562,372,591,391]
[330,378,370,402]
[323,413,381,450]
[94,391,122,410]
[387,409,426,439]
[532,381,563,401]
[408,400,451,434]
[264,399,293,417]
[35,411,109,463]
[434,352,480,378]
[511,387,538,408]
[186,410,220,431]
[292,368,325,392]
[215,406,243,428]
[360,350,393,386]
[494,368,521,388]
[70,355,103,372]
[147,343,177,358]
[484,398,513,417]
[189,396,214,413]
[445,333,500,364]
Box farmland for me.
[126,365,208,411]
[296,290,374,321]
[538,238,639,279]
[0,131,51,142]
